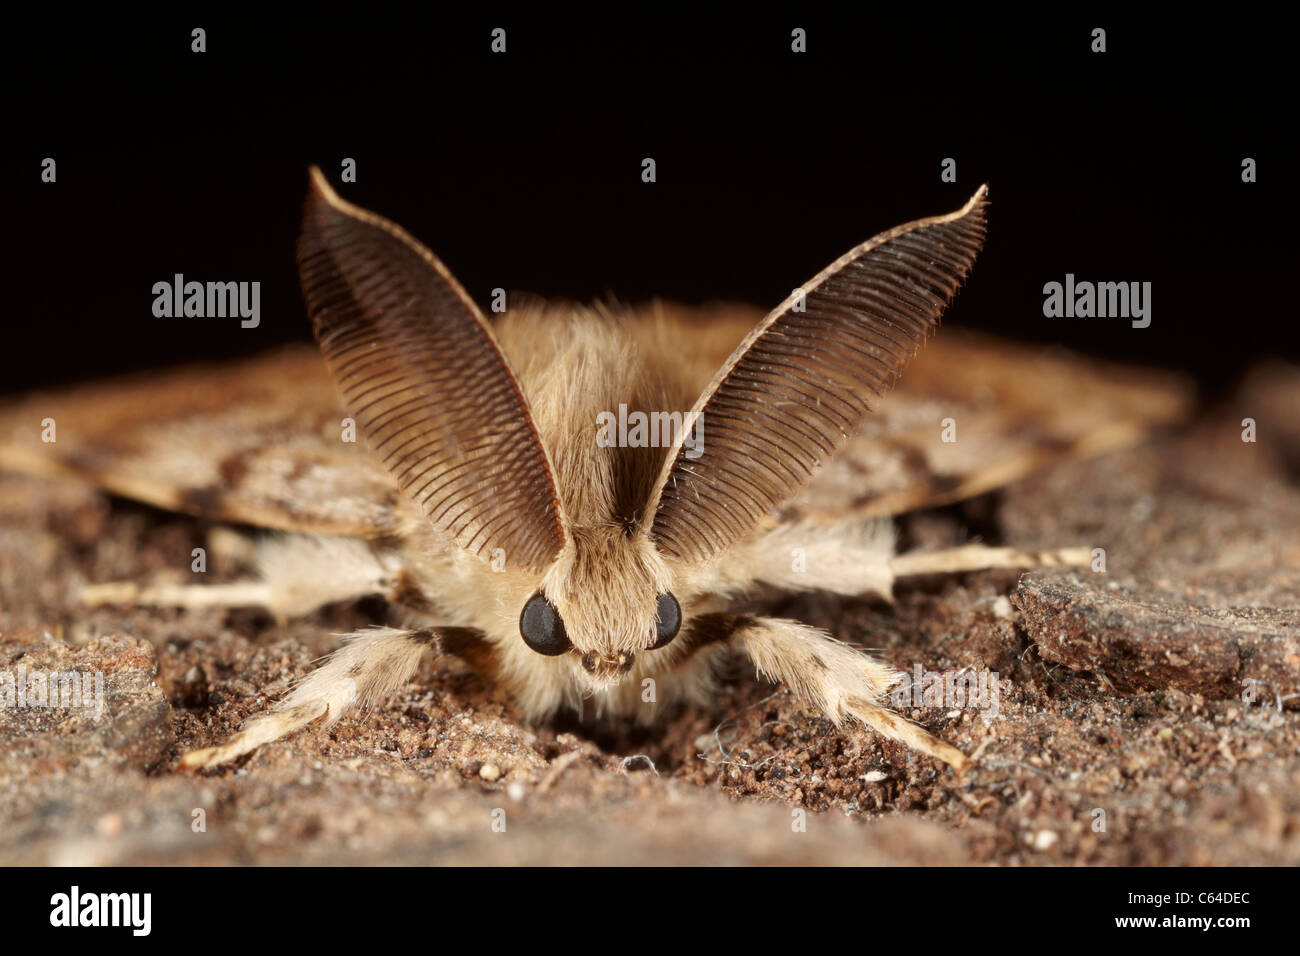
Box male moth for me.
[0,170,1188,772]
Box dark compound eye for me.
[650,592,682,649]
[519,592,570,656]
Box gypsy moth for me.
[0,173,1190,771]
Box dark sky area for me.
[6,12,1293,397]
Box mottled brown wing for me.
[784,329,1193,522]
[0,346,417,538]
[646,186,989,564]
[297,168,565,570]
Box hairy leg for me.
[888,542,1091,577]
[731,615,969,771]
[178,626,435,770]
[81,533,399,621]
[695,519,898,600]
[693,518,1088,601]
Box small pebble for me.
[479,763,501,782]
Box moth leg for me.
[705,519,898,600]
[80,580,274,610]
[178,626,435,770]
[733,616,969,771]
[81,533,398,622]
[713,520,1090,602]
[889,543,1091,578]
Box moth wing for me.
[0,346,421,539]
[781,330,1193,522]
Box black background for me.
[6,11,1294,397]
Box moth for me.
[0,170,1189,773]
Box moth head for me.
[523,525,681,684]
[296,167,988,689]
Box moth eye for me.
[519,592,570,656]
[650,592,682,649]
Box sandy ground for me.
[1,361,1298,866]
